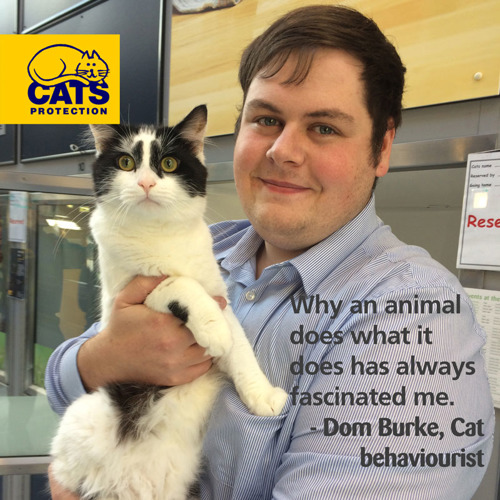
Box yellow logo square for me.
[0,34,120,124]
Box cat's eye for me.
[161,157,179,173]
[118,155,135,171]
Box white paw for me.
[191,315,233,358]
[245,386,288,417]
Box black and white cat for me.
[50,105,288,500]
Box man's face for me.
[233,49,395,255]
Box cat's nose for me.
[138,178,156,194]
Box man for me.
[47,5,494,499]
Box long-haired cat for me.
[50,105,288,500]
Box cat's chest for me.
[96,226,224,295]
[105,233,211,273]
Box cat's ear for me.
[82,50,100,59]
[89,124,117,154]
[175,105,207,157]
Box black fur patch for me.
[154,129,207,197]
[131,140,143,166]
[168,300,189,323]
[188,480,201,498]
[107,382,164,442]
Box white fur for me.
[51,123,288,499]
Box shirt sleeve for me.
[271,287,495,499]
[45,322,101,415]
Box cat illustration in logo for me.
[28,44,109,87]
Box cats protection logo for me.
[0,34,119,124]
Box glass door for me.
[0,193,9,393]
[32,194,98,389]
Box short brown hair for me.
[236,5,406,162]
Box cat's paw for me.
[191,315,233,358]
[245,386,288,417]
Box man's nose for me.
[266,125,305,167]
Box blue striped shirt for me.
[46,197,494,499]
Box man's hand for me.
[77,275,219,391]
[48,465,79,500]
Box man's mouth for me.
[260,178,309,193]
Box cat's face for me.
[77,51,109,82]
[89,105,208,225]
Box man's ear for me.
[374,123,396,179]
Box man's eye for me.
[258,117,278,126]
[316,125,336,135]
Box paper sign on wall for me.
[465,287,500,407]
[8,191,28,243]
[457,150,500,271]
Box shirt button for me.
[245,290,256,301]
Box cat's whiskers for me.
[51,201,95,257]
[114,203,132,231]
[204,205,233,225]
[158,125,180,150]
[96,195,126,227]
[103,196,130,232]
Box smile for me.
[259,178,310,194]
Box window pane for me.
[34,196,98,388]
[0,193,8,382]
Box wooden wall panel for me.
[170,0,500,136]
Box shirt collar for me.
[219,195,381,294]
[290,195,380,294]
[217,221,262,271]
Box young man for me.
[48,6,494,499]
